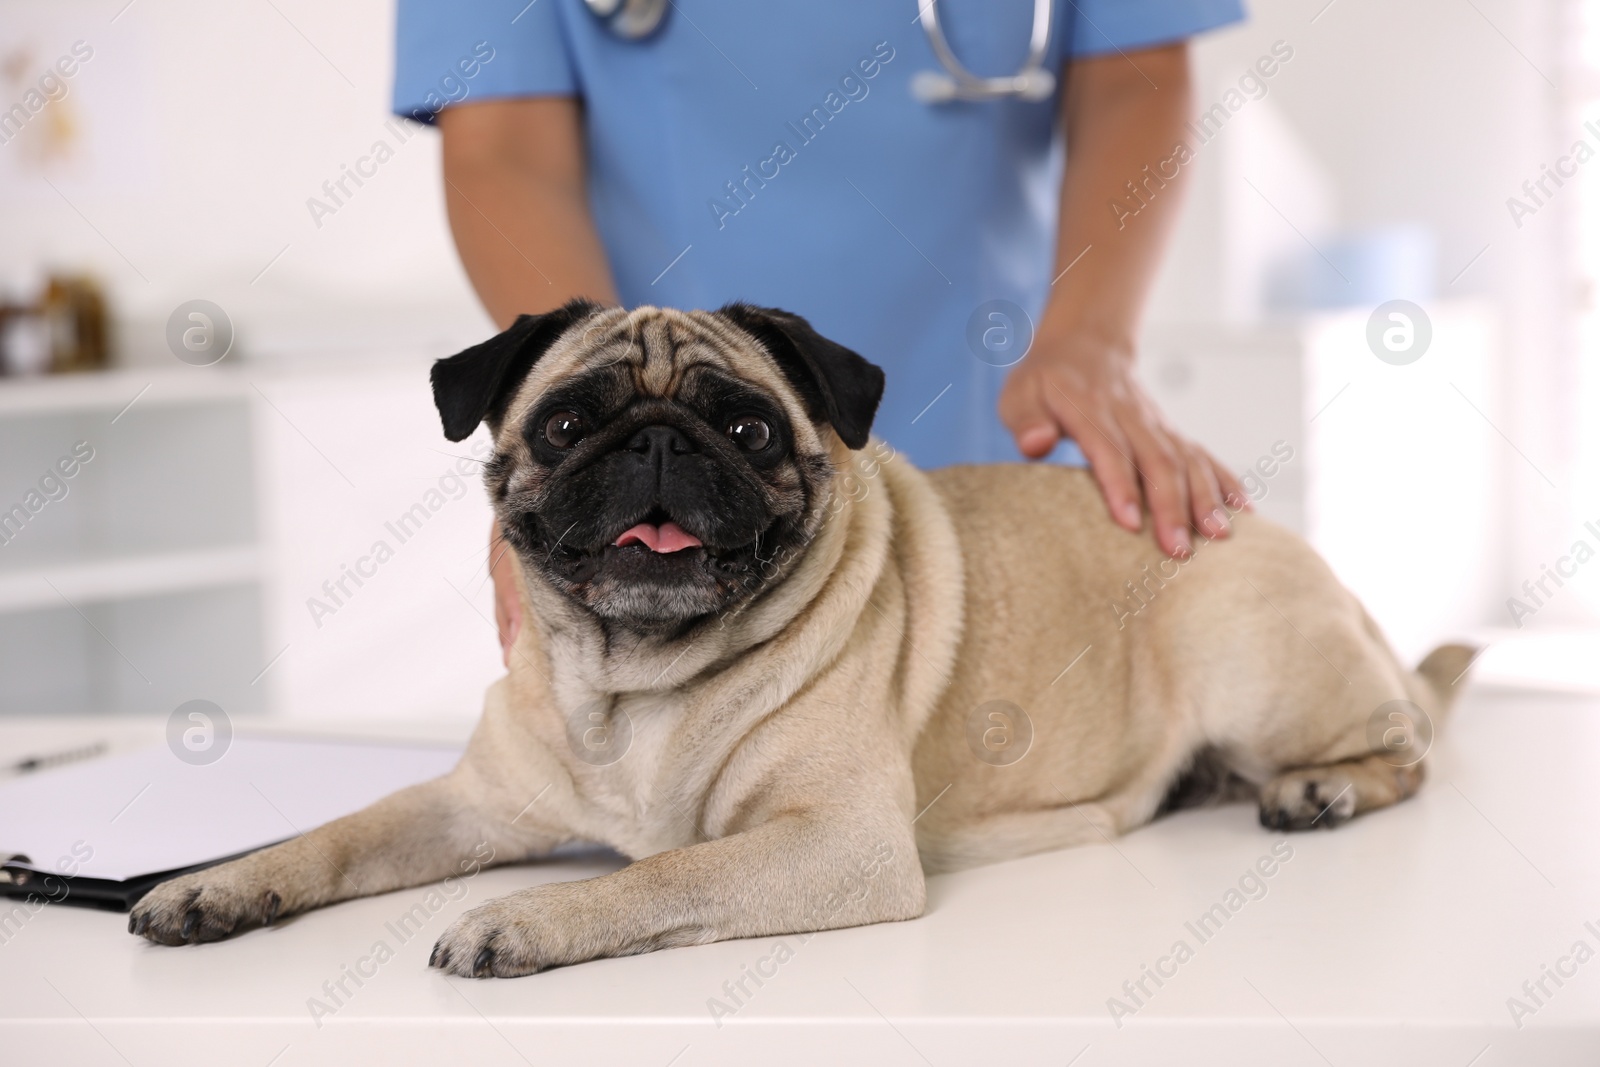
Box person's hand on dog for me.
[998,327,1248,560]
[490,519,521,666]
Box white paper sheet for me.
[0,735,462,881]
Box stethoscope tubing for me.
[584,0,1056,103]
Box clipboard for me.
[0,734,462,912]
[1,849,264,912]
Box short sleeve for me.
[1063,0,1246,57]
[393,0,578,124]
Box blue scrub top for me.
[394,0,1244,469]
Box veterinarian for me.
[394,0,1247,661]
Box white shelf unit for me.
[0,367,266,717]
[0,366,254,417]
[0,546,263,614]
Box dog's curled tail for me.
[1410,643,1479,722]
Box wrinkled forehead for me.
[503,306,809,431]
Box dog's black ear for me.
[717,303,885,450]
[430,299,603,442]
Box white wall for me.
[0,0,491,358]
[1147,0,1584,633]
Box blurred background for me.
[0,0,1595,721]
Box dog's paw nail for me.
[473,946,495,977]
[429,943,442,968]
[127,913,139,935]
[262,891,282,927]
[1260,770,1358,831]
[181,908,202,942]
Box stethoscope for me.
[582,0,1057,104]
[582,0,669,41]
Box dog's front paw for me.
[129,866,283,946]
[429,891,557,978]
[430,883,686,979]
[1258,769,1357,831]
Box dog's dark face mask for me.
[430,301,885,636]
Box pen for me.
[5,741,107,776]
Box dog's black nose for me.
[626,425,696,459]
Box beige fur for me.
[130,308,1471,977]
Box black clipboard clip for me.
[0,848,263,913]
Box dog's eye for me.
[726,415,771,452]
[544,410,586,449]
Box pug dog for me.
[130,301,1474,977]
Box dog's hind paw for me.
[1257,769,1358,832]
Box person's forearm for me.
[440,99,620,664]
[999,42,1245,554]
[439,99,618,330]
[1041,44,1194,349]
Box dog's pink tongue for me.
[613,521,703,553]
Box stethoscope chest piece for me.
[584,0,668,40]
[913,0,1057,104]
